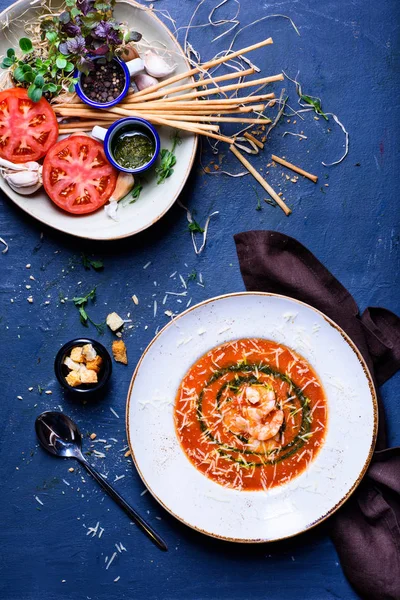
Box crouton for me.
[80,366,98,384]
[82,343,97,362]
[112,340,128,364]
[64,356,81,371]
[86,355,103,373]
[106,312,124,332]
[70,346,85,363]
[65,371,81,388]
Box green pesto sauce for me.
[113,131,155,169]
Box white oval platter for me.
[0,0,197,240]
[126,292,378,543]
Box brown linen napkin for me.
[234,230,400,600]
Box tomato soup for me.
[174,338,327,491]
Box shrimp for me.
[248,410,284,441]
[222,410,249,434]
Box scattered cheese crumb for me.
[68,467,74,473]
[27,296,33,303]
[45,390,52,395]
[132,294,139,305]
[106,312,124,332]
[26,264,31,268]
[124,450,131,458]
[90,433,97,440]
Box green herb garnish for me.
[187,270,197,281]
[155,131,182,184]
[81,253,104,271]
[130,183,143,201]
[188,220,204,234]
[72,287,104,334]
[300,94,328,121]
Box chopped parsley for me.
[81,253,104,271]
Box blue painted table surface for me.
[1,0,399,598]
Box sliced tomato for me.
[0,87,58,163]
[43,135,117,215]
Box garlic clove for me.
[4,170,41,188]
[109,172,135,203]
[134,73,159,91]
[144,50,176,79]
[6,179,42,195]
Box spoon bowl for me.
[35,411,167,551]
[35,411,83,459]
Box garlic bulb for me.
[144,50,176,79]
[134,73,159,91]
[0,158,43,195]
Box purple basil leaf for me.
[58,42,70,55]
[66,35,86,55]
[77,0,94,16]
[62,22,81,37]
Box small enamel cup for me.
[92,117,160,174]
[75,56,144,109]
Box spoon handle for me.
[79,456,168,551]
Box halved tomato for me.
[43,135,117,215]
[0,87,58,163]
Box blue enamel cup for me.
[92,117,161,174]
[75,56,144,110]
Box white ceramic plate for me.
[0,0,197,240]
[126,293,378,542]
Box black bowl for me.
[54,338,112,394]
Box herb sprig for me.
[72,287,104,333]
[155,131,182,184]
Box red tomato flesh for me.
[0,87,58,163]
[43,135,118,215]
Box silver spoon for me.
[35,411,167,551]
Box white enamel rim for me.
[126,292,378,543]
[0,0,198,240]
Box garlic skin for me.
[144,50,176,79]
[120,43,140,62]
[134,73,159,91]
[0,158,43,195]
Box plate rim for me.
[0,0,198,241]
[125,292,378,543]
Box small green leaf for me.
[300,94,329,121]
[70,6,81,17]
[22,64,32,72]
[13,66,25,82]
[23,71,35,83]
[6,48,15,58]
[34,74,45,87]
[1,57,13,67]
[65,62,75,73]
[45,31,58,44]
[78,305,88,325]
[188,220,204,234]
[19,37,33,53]
[56,57,67,70]
[28,85,43,103]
